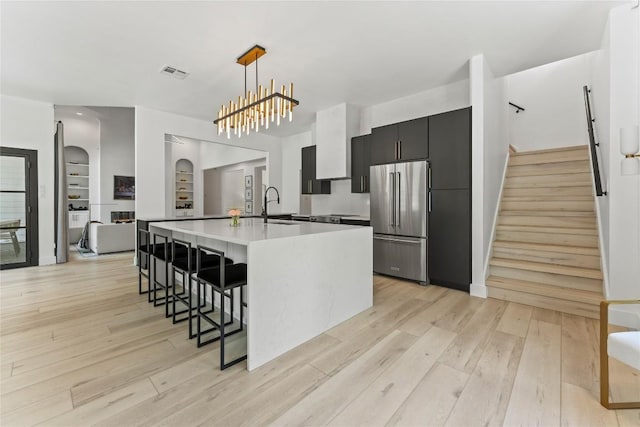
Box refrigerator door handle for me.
[389,172,395,226]
[374,235,423,244]
[429,190,432,213]
[396,172,401,227]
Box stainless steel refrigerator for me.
[370,160,429,283]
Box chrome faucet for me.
[263,186,280,223]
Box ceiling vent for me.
[160,66,189,80]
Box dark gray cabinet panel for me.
[370,124,398,165]
[428,188,471,291]
[351,134,371,193]
[398,117,428,161]
[301,146,330,195]
[371,117,428,165]
[428,107,471,190]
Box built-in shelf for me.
[68,175,89,178]
[68,186,89,189]
[175,158,194,217]
[66,162,89,166]
[68,198,89,201]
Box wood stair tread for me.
[490,257,603,279]
[492,240,600,256]
[486,275,603,306]
[498,210,596,217]
[501,195,594,202]
[495,225,598,236]
[510,145,588,156]
[509,147,589,166]
[507,160,591,177]
[504,173,592,188]
[502,188,593,198]
[498,215,596,229]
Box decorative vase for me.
[231,215,240,227]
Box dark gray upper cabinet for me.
[351,134,372,193]
[428,107,471,190]
[301,146,331,195]
[370,117,428,165]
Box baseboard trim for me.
[609,305,640,329]
[39,256,56,266]
[470,283,488,298]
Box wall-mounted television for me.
[114,175,135,200]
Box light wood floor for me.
[1,251,638,426]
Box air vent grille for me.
[160,66,189,80]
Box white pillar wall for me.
[606,4,640,302]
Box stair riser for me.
[498,216,597,229]
[487,287,599,319]
[486,277,602,305]
[490,265,602,292]
[509,150,589,166]
[499,210,596,217]
[507,160,591,177]
[495,230,598,247]
[490,258,602,279]
[501,201,594,212]
[492,248,601,270]
[505,173,592,188]
[502,186,593,197]
[493,241,600,256]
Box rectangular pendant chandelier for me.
[214,45,299,139]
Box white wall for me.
[605,4,639,302]
[504,52,596,151]
[469,54,509,296]
[361,79,470,133]
[135,107,283,220]
[92,107,135,222]
[280,131,312,214]
[0,95,56,265]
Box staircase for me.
[486,145,604,319]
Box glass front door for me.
[0,147,38,269]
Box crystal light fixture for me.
[214,45,299,139]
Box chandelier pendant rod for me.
[214,93,299,125]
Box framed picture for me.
[114,175,135,200]
[245,175,253,188]
[245,188,253,200]
[245,201,253,214]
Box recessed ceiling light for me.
[76,112,83,116]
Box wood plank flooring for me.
[1,251,638,426]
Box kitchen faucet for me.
[263,186,280,223]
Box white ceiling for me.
[1,1,621,137]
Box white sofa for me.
[89,222,135,254]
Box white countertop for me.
[150,217,366,245]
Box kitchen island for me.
[149,218,373,370]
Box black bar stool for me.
[170,238,233,338]
[137,229,151,295]
[150,233,188,314]
[195,245,247,370]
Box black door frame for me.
[0,147,39,269]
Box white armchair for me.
[600,300,640,409]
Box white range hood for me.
[315,103,360,180]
